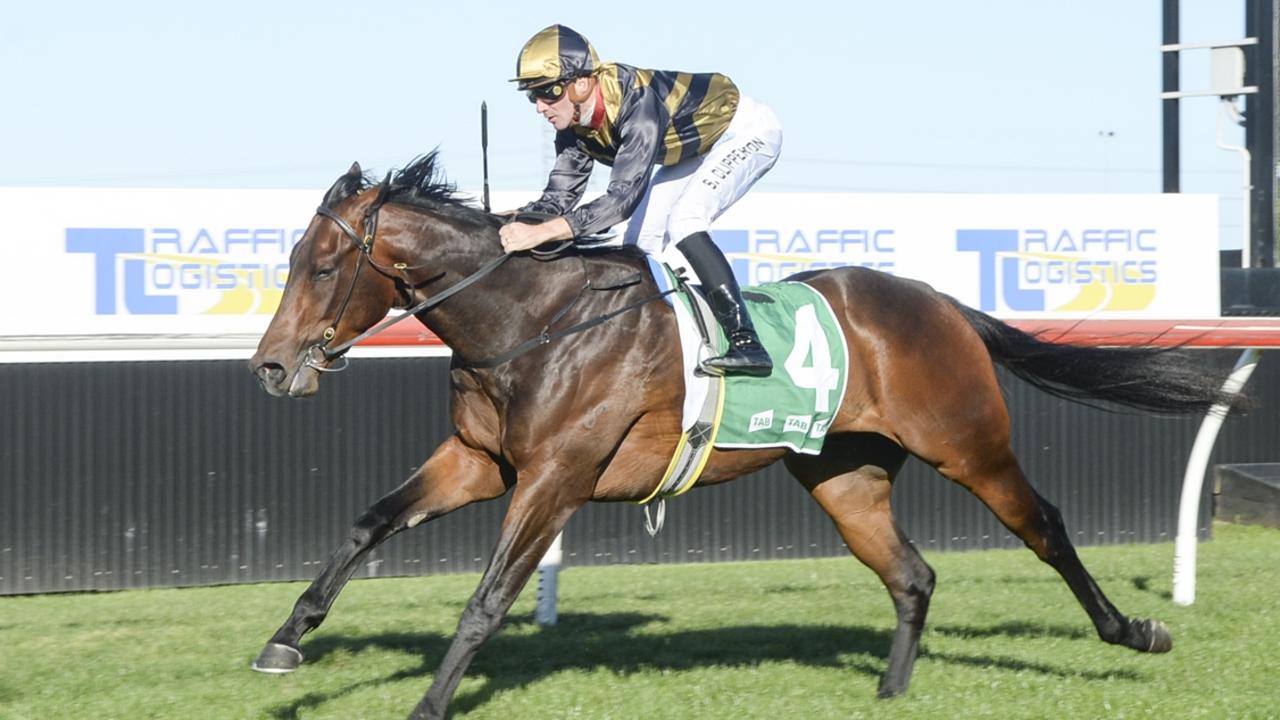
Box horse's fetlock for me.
[1096,617,1128,645]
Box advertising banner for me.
[0,188,1219,358]
[711,193,1219,319]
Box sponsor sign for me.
[0,189,1219,356]
[712,193,1218,318]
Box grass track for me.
[2,522,1276,719]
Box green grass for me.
[2,522,1277,719]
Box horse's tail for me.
[946,297,1246,415]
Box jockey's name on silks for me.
[712,281,849,455]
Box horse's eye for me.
[314,268,335,281]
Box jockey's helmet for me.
[510,25,600,91]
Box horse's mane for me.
[385,151,474,213]
[326,150,491,224]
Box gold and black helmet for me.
[510,25,600,90]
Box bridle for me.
[302,186,511,373]
[300,197,673,373]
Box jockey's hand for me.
[499,217,573,254]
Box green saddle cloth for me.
[712,281,849,455]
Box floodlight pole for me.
[1163,0,1180,193]
[1245,0,1276,266]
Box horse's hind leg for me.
[252,436,507,673]
[945,446,1172,653]
[786,433,933,698]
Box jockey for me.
[499,24,782,377]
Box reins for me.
[305,200,672,372]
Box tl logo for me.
[65,227,294,316]
[66,228,174,314]
[955,229,1157,313]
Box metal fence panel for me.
[2,350,1275,595]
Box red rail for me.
[358,316,1280,350]
[1005,319,1280,348]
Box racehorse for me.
[249,153,1241,719]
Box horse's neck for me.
[390,204,649,363]
[421,245,591,363]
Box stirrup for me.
[700,346,773,377]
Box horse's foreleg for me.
[253,436,507,673]
[409,468,588,720]
[950,451,1172,653]
[787,434,931,698]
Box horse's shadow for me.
[265,613,1141,718]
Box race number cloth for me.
[714,282,849,454]
[650,258,849,457]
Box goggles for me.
[525,80,569,104]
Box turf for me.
[1,522,1276,719]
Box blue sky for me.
[0,1,1254,245]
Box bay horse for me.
[249,153,1239,719]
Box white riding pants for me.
[622,95,783,257]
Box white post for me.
[535,532,564,626]
[1172,348,1261,605]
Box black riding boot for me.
[675,231,773,377]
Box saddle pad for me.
[715,281,850,455]
[648,256,849,457]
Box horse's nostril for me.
[256,362,287,386]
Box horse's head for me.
[250,162,402,398]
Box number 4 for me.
[784,304,838,413]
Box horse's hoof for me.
[251,642,303,673]
[1143,619,1173,653]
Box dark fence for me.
[3,349,1278,595]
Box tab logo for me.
[748,409,774,433]
[784,415,812,434]
[809,419,830,439]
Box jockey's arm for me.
[520,139,592,217]
[560,95,666,238]
[499,216,573,253]
[500,139,591,253]
[502,94,666,253]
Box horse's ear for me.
[322,163,365,208]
